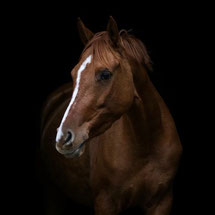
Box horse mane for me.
[81,30,152,71]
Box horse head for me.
[55,17,151,158]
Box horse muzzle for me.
[55,129,88,158]
[56,140,87,158]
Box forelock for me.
[80,30,152,71]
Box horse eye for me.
[99,69,112,81]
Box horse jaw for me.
[63,144,86,159]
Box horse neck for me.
[122,65,175,147]
[126,76,163,145]
[123,65,174,151]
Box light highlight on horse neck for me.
[56,55,92,142]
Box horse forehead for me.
[77,51,119,74]
[73,55,92,75]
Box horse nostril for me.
[64,130,73,146]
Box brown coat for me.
[40,17,182,215]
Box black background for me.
[5,2,209,215]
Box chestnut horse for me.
[40,17,182,215]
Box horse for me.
[40,16,182,215]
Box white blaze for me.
[56,55,92,142]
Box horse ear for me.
[107,16,119,47]
[77,18,94,45]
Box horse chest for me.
[90,149,168,208]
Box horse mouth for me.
[63,141,86,158]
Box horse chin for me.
[64,144,86,159]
